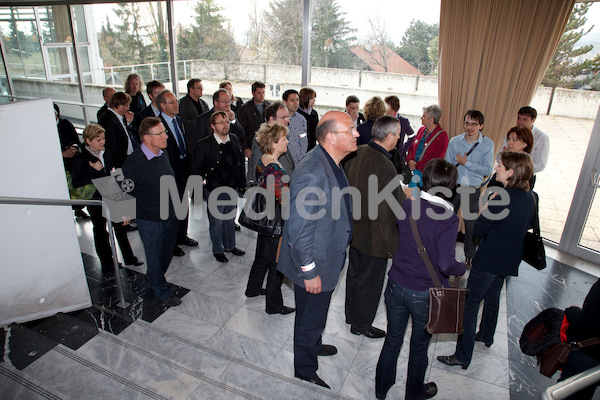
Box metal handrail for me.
[540,364,600,399]
[0,196,129,308]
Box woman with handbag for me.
[375,159,466,400]
[438,151,535,369]
[71,124,143,274]
[244,122,295,315]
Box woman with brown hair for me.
[124,73,146,116]
[297,87,319,151]
[438,151,535,369]
[219,81,243,115]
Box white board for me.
[0,98,91,326]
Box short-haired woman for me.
[244,122,295,315]
[357,96,387,145]
[71,124,143,274]
[438,151,535,369]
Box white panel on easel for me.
[0,98,91,326]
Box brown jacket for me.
[343,142,405,259]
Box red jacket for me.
[406,124,449,171]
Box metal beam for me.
[165,0,178,97]
[301,0,312,86]
[67,4,90,125]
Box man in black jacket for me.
[192,89,246,147]
[238,81,270,159]
[179,78,209,140]
[190,111,246,263]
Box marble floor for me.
[1,203,600,400]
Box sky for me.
[93,0,600,56]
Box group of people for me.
[61,74,558,398]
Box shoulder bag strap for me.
[416,129,445,162]
[574,337,600,349]
[409,216,443,288]
[532,191,541,237]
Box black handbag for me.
[523,191,546,270]
[238,187,283,237]
[408,216,467,334]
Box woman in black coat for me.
[297,87,319,151]
[438,151,535,369]
[71,124,143,273]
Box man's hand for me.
[125,111,134,124]
[349,109,358,122]
[407,160,417,170]
[304,276,322,294]
[62,146,77,158]
[455,153,468,166]
[226,110,236,121]
[244,148,252,159]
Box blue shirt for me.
[444,132,494,187]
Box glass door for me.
[561,105,600,265]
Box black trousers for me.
[451,185,481,259]
[246,234,284,313]
[89,205,136,269]
[345,247,388,332]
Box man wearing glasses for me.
[122,117,182,307]
[445,110,494,266]
[246,101,295,185]
[192,89,245,144]
[278,111,359,389]
[190,111,246,263]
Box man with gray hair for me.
[343,115,406,339]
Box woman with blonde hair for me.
[72,124,143,274]
[124,73,146,116]
[357,96,387,145]
[245,122,295,315]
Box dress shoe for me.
[317,344,337,356]
[295,373,330,389]
[351,326,386,339]
[225,247,245,256]
[267,305,295,315]
[214,253,228,263]
[475,333,492,347]
[418,382,438,400]
[75,209,91,220]
[159,295,182,307]
[126,257,144,267]
[245,288,267,298]
[173,246,185,257]
[437,355,469,369]
[179,236,198,247]
[234,223,241,231]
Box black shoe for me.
[126,257,144,266]
[173,246,185,257]
[317,344,337,356]
[351,326,386,339]
[235,223,241,231]
[179,236,198,247]
[214,253,228,263]
[418,382,437,400]
[225,247,245,256]
[295,373,330,389]
[267,306,295,315]
[437,355,469,369]
[75,209,91,220]
[475,333,492,347]
[376,392,387,400]
[159,295,182,307]
[245,288,267,298]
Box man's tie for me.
[173,117,186,157]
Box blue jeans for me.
[206,190,236,254]
[376,280,432,400]
[455,268,505,364]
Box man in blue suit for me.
[277,111,359,389]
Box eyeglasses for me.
[213,121,230,125]
[277,115,291,120]
[464,121,480,127]
[333,127,358,135]
[149,130,167,136]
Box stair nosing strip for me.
[0,364,64,400]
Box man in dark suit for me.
[98,92,134,168]
[191,89,245,147]
[277,111,359,389]
[130,80,165,144]
[179,78,209,136]
[343,116,405,339]
[156,89,198,257]
[97,87,116,121]
[190,111,246,263]
[345,95,366,127]
[238,81,270,159]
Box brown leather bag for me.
[409,217,467,334]
[538,338,600,378]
